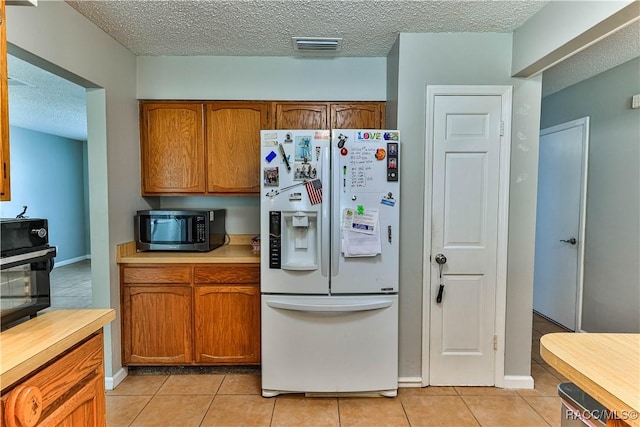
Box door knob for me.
[560,238,577,245]
[435,254,447,265]
[435,254,447,304]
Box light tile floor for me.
[107,313,571,427]
[47,259,92,309]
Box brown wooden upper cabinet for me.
[140,102,205,194]
[274,103,329,129]
[273,102,385,130]
[330,102,385,129]
[1,0,11,201]
[139,100,384,195]
[205,102,271,193]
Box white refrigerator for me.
[259,129,400,397]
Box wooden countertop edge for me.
[116,237,260,264]
[540,334,640,427]
[1,309,116,390]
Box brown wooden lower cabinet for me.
[1,333,107,427]
[121,264,260,366]
[194,285,260,364]
[122,285,193,365]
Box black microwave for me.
[134,209,226,252]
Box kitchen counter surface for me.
[0,309,116,390]
[540,333,640,427]
[117,235,260,264]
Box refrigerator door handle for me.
[331,135,340,277]
[321,144,330,278]
[266,299,393,313]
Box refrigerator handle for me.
[321,144,330,278]
[331,136,340,277]
[266,299,393,313]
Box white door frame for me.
[422,85,512,387]
[536,117,590,332]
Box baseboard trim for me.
[398,376,423,388]
[53,254,91,268]
[105,367,128,391]
[502,375,534,389]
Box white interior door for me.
[428,92,506,386]
[533,118,589,331]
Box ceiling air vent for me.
[292,37,343,53]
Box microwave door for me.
[186,217,193,243]
[150,218,177,243]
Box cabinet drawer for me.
[194,265,259,284]
[123,266,192,284]
[1,333,104,423]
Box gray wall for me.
[7,1,143,381]
[540,57,640,333]
[390,33,542,379]
[0,126,89,264]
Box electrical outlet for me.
[632,94,640,109]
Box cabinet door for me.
[274,103,329,129]
[37,375,105,427]
[194,285,260,364]
[122,285,192,364]
[330,102,385,129]
[139,102,205,194]
[205,102,271,194]
[0,0,10,201]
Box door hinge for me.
[499,121,504,136]
[493,335,498,351]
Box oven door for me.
[1,247,56,328]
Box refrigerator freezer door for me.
[260,130,331,294]
[261,294,398,396]
[331,130,400,294]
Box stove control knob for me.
[31,228,47,238]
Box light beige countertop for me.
[0,309,116,390]
[117,235,260,264]
[541,333,640,427]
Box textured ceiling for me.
[65,0,550,57]
[8,55,87,141]
[7,0,640,141]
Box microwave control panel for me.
[196,215,206,242]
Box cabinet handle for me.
[4,385,43,427]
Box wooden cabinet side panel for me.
[274,103,329,129]
[205,102,271,194]
[140,102,205,194]
[330,102,385,129]
[194,285,260,364]
[0,0,10,201]
[122,286,192,364]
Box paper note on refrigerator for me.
[341,208,381,257]
[342,208,378,235]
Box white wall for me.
[390,33,542,380]
[137,56,386,101]
[7,1,145,382]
